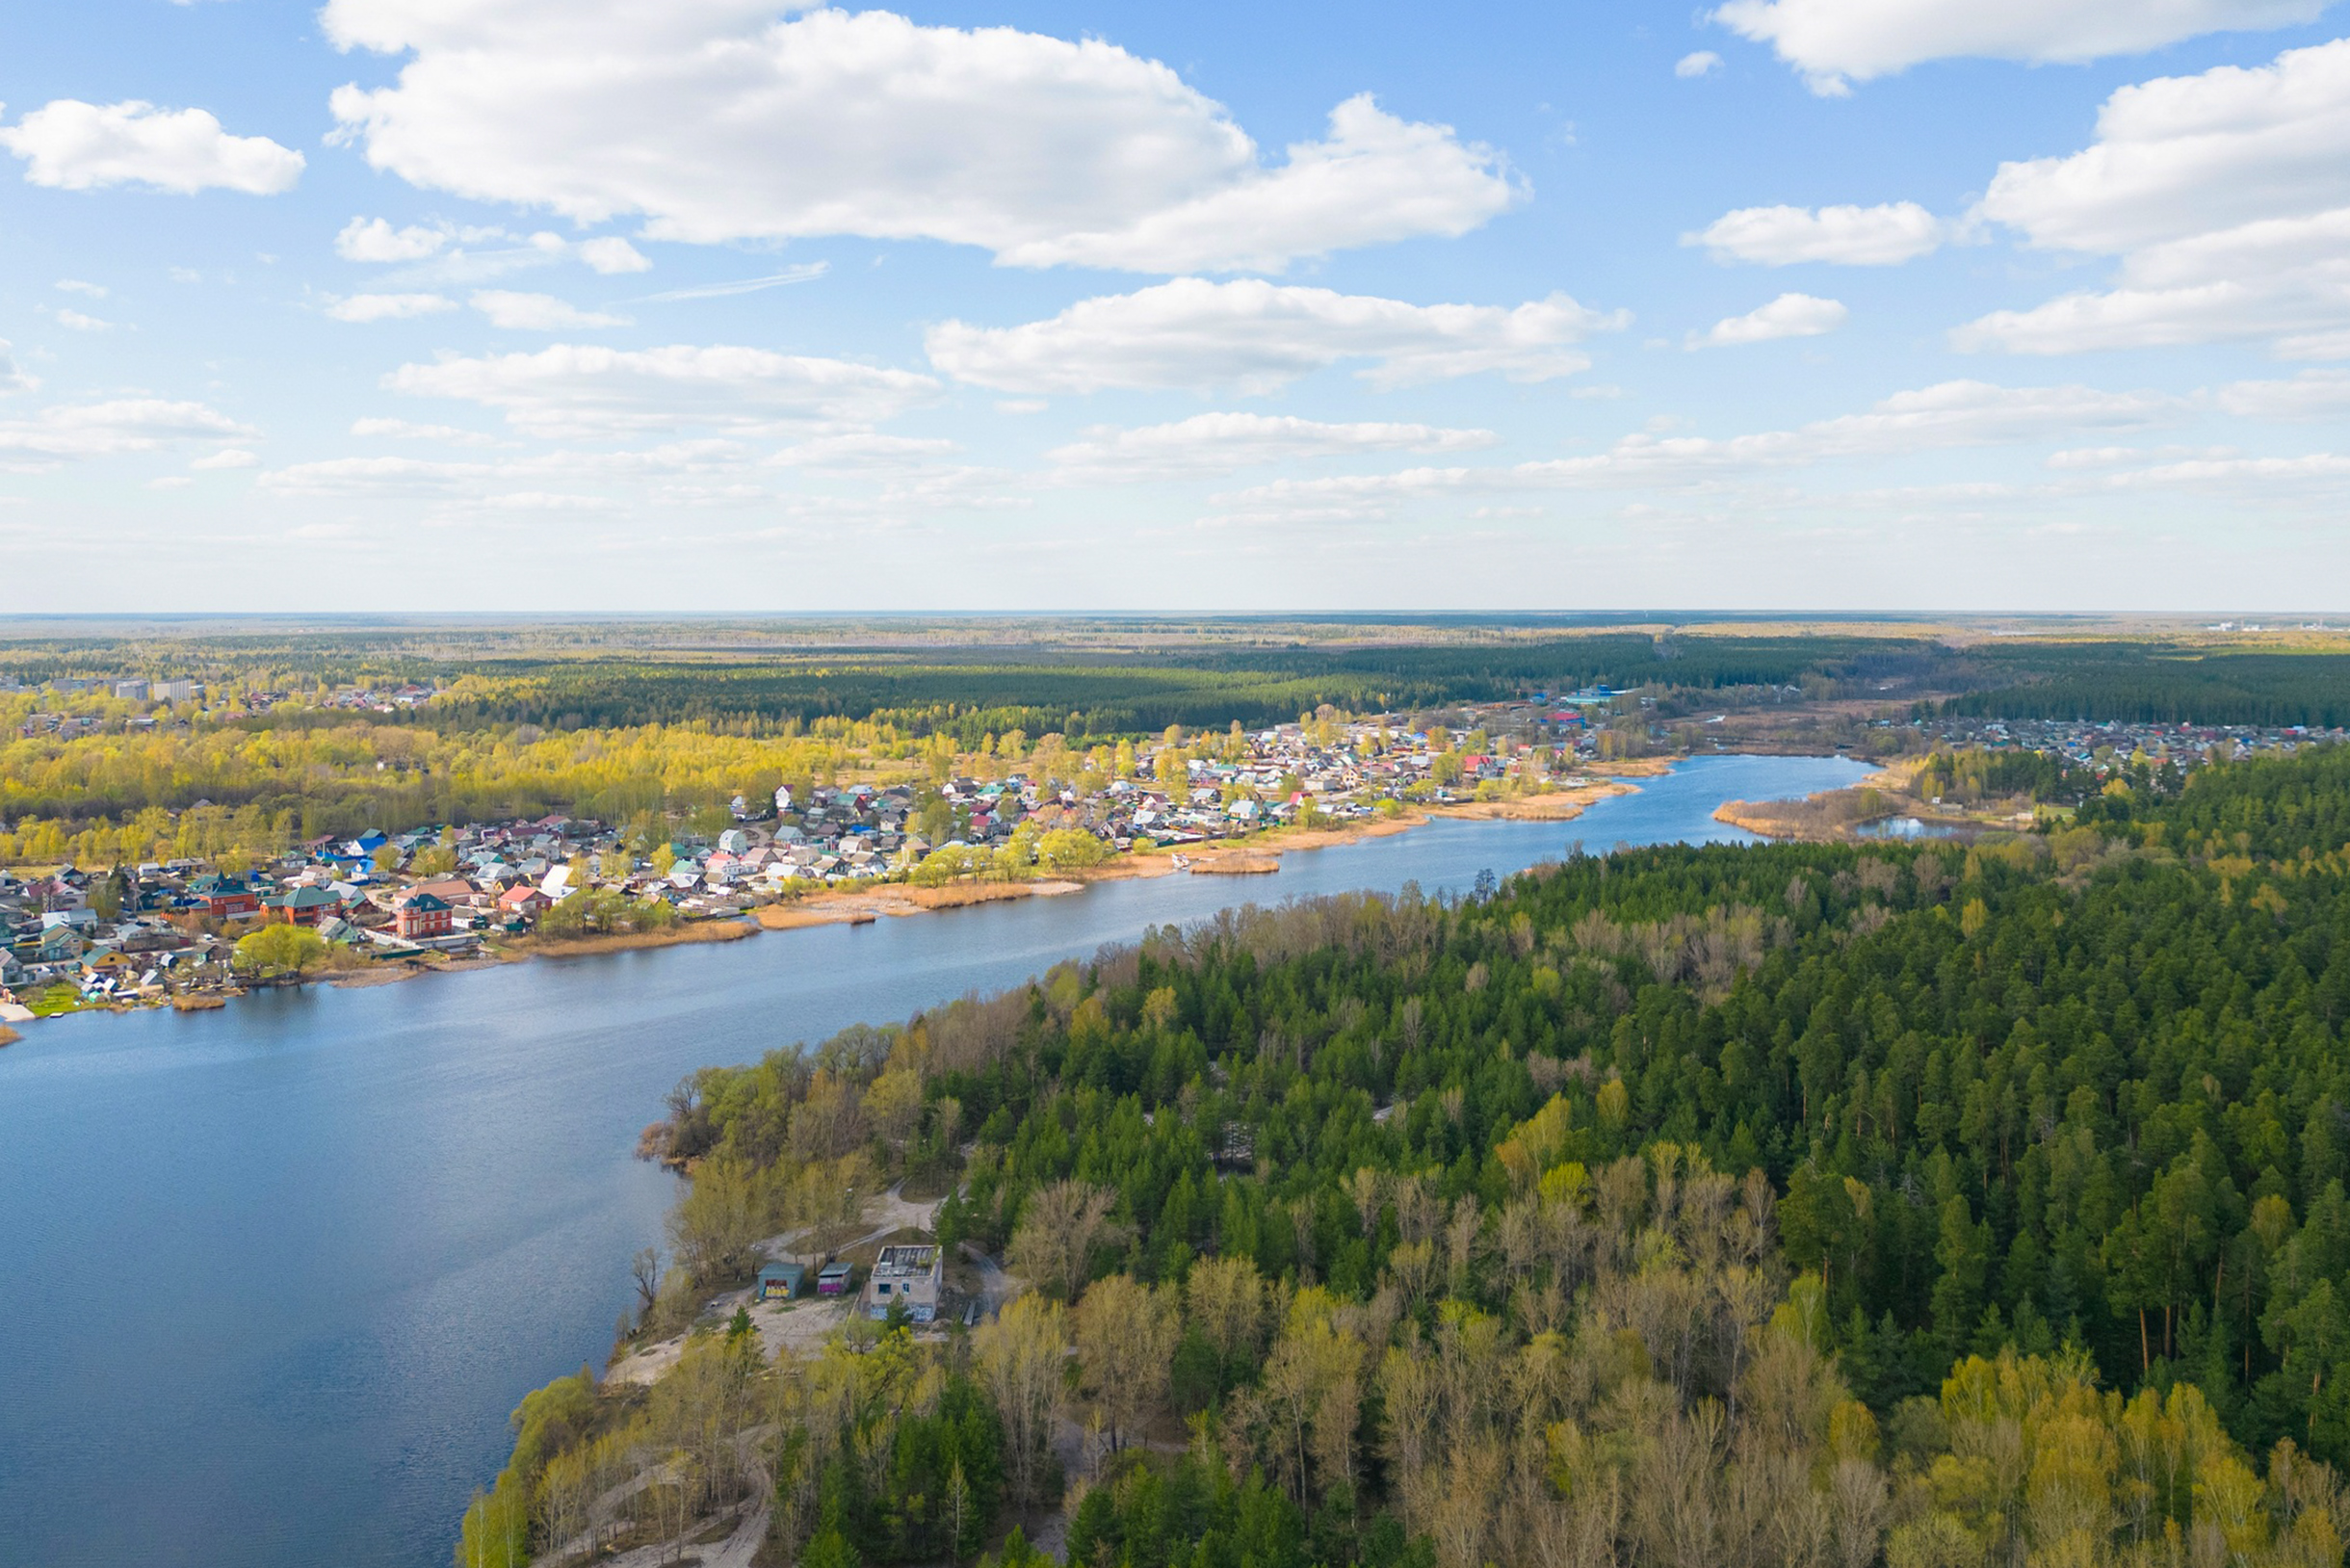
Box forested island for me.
[452,733,2350,1568]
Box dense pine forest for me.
[473,745,2350,1567]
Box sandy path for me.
[592,1501,770,1568]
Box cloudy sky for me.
[6,0,2350,613]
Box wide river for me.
[0,753,1866,1568]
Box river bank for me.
[2,766,1673,1026]
[0,753,1873,1568]
[746,763,1661,930]
[1710,757,2021,843]
[328,923,763,985]
[1711,758,1905,841]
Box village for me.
[0,696,1628,1019]
[5,664,2335,1025]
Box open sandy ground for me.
[606,1185,946,1388]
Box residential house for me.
[80,948,136,985]
[263,886,342,927]
[187,875,260,920]
[496,885,553,922]
[393,891,454,940]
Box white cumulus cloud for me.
[326,292,458,323]
[1049,412,1499,483]
[336,217,449,262]
[0,99,302,193]
[471,291,631,329]
[2217,369,2350,416]
[927,278,1623,394]
[773,433,963,470]
[192,448,263,470]
[1956,39,2350,354]
[1976,40,2350,255]
[1689,292,1848,348]
[54,308,112,331]
[383,343,941,436]
[1712,0,2331,94]
[321,2,1515,273]
[351,417,505,445]
[1676,51,1725,77]
[579,237,652,274]
[340,228,648,288]
[1689,202,1946,265]
[0,342,34,394]
[0,399,256,459]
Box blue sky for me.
[6,0,2350,613]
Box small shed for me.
[757,1261,806,1301]
[816,1261,853,1295]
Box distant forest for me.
[9,622,2347,736]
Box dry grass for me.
[1190,854,1280,875]
[1714,760,1924,841]
[754,879,1085,929]
[520,921,759,958]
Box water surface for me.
[1852,815,1970,840]
[0,753,1866,1568]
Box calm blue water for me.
[0,754,1865,1568]
[1852,816,1969,840]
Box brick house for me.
[186,875,260,920]
[393,891,453,939]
